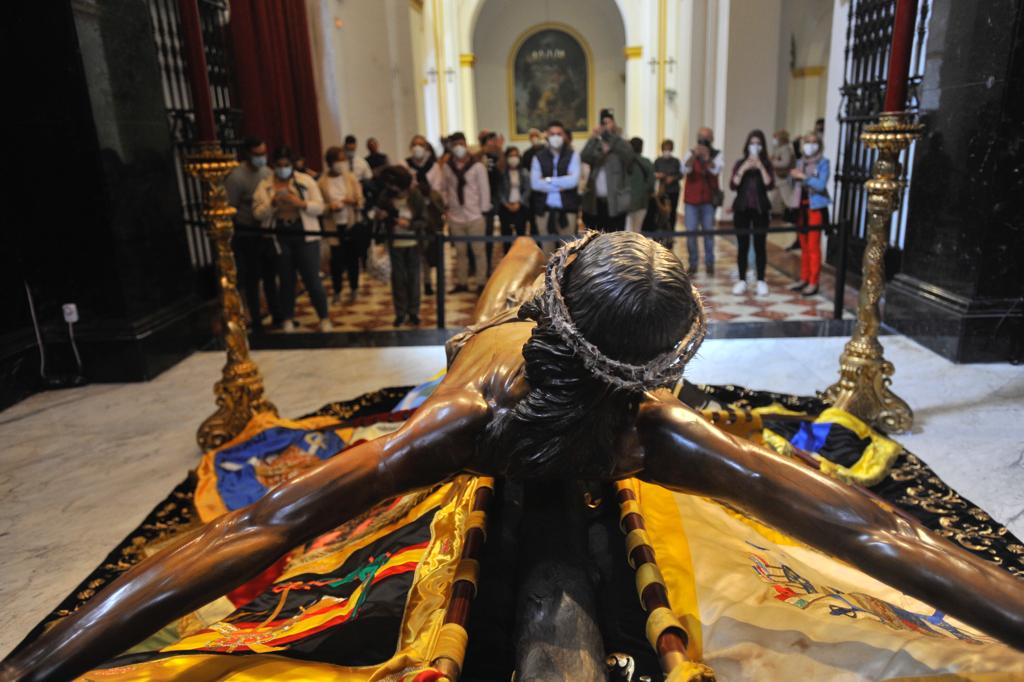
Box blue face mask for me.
[250,155,267,168]
[275,165,293,180]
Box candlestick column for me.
[822,0,921,433]
[177,0,277,450]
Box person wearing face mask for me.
[520,128,545,236]
[401,135,445,295]
[530,120,582,254]
[478,131,504,272]
[729,130,776,297]
[626,137,655,234]
[770,130,800,226]
[376,166,429,326]
[225,136,281,332]
[580,108,635,232]
[441,132,491,293]
[653,139,683,244]
[497,146,532,250]
[682,126,724,275]
[789,131,831,296]
[319,146,365,305]
[401,135,442,193]
[253,146,331,332]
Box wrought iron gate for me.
[148,0,243,269]
[829,0,929,280]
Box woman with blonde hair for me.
[790,130,831,296]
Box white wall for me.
[776,0,834,138]
[471,0,626,144]
[720,0,784,214]
[311,0,419,163]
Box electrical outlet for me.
[62,303,79,323]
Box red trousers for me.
[799,209,824,285]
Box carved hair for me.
[484,232,703,479]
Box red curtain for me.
[229,0,323,171]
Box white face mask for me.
[548,134,564,150]
[412,145,427,161]
[275,165,293,180]
[331,161,346,175]
[803,142,820,157]
[748,143,762,157]
[507,156,520,168]
[772,137,779,147]
[452,145,468,159]
[662,150,672,159]
[250,154,267,168]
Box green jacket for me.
[628,156,655,212]
[581,133,635,216]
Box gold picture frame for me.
[507,22,594,141]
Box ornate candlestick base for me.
[822,112,921,434]
[186,142,277,451]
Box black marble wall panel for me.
[887,0,1023,363]
[2,1,213,409]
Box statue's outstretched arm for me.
[637,398,1024,651]
[0,389,489,682]
[472,236,546,324]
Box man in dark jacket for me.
[580,108,634,232]
[529,120,581,254]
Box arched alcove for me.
[471,0,626,144]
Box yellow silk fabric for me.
[625,479,1024,680]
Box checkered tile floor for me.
[256,233,844,333]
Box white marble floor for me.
[1,337,1021,658]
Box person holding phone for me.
[682,127,723,275]
[253,146,332,332]
[729,130,775,297]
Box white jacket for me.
[253,171,325,242]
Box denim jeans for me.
[278,238,329,320]
[683,202,716,267]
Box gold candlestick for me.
[822,112,921,434]
[186,142,277,451]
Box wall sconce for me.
[666,88,677,103]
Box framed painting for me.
[508,24,592,140]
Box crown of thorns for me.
[538,231,708,392]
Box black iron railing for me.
[148,0,242,269]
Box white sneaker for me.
[755,280,769,297]
[732,280,748,295]
[282,320,296,333]
[319,318,334,332]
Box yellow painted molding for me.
[431,0,447,133]
[624,45,643,60]
[792,65,826,78]
[656,0,667,143]
[459,52,475,67]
